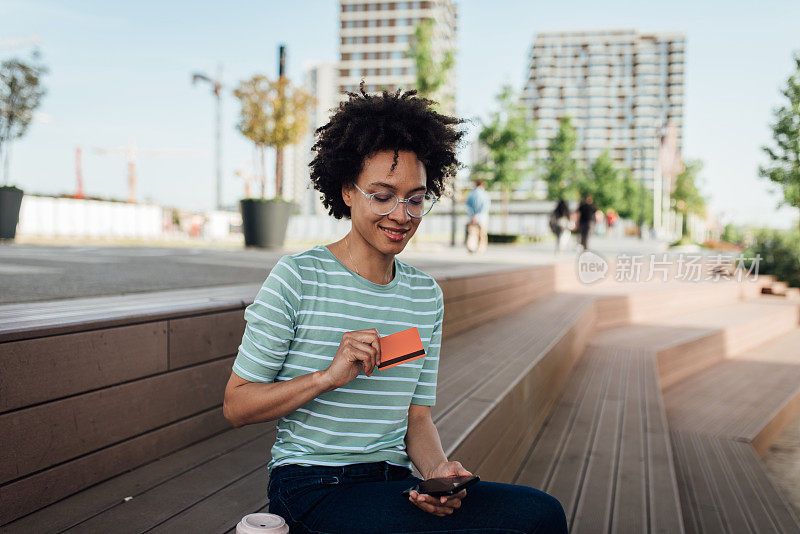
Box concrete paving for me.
[0,234,676,304]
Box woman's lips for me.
[379,226,408,241]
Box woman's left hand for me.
[408,461,473,517]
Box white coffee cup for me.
[236,513,289,534]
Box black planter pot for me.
[0,187,24,240]
[240,198,295,248]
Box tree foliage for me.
[671,158,707,237]
[543,116,582,200]
[407,18,455,110]
[581,150,624,212]
[472,85,535,195]
[233,74,314,199]
[471,85,535,231]
[0,53,47,186]
[617,169,653,227]
[760,53,800,229]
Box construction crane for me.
[90,139,205,203]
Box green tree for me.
[407,18,455,110]
[671,159,707,237]
[233,75,314,199]
[618,169,653,229]
[543,116,582,200]
[0,54,47,186]
[582,150,624,212]
[471,84,536,231]
[760,53,800,230]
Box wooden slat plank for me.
[0,408,232,528]
[148,466,270,534]
[0,357,232,484]
[675,431,728,533]
[642,349,685,534]
[611,350,647,534]
[0,422,273,533]
[545,349,612,521]
[0,321,168,413]
[701,434,755,534]
[670,431,702,534]
[61,429,276,533]
[168,310,245,369]
[569,347,626,533]
[722,438,800,533]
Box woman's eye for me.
[374,194,394,202]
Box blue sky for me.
[1,0,799,228]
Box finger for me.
[347,346,375,376]
[347,338,378,372]
[410,495,450,516]
[349,329,382,367]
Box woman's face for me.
[343,150,427,255]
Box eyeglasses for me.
[353,183,436,217]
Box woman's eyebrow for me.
[369,181,427,193]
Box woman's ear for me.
[342,182,353,209]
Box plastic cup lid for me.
[237,513,288,534]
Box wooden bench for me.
[6,257,780,533]
[0,260,562,529]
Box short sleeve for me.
[232,256,302,383]
[411,282,444,406]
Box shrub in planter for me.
[742,228,800,288]
[488,233,519,244]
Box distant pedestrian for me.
[465,178,490,253]
[576,194,598,251]
[549,198,571,253]
[605,208,619,237]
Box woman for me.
[222,83,568,533]
[549,198,571,254]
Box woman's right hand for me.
[321,328,382,391]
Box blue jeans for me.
[267,460,568,533]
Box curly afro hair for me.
[309,80,468,219]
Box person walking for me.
[464,178,490,253]
[223,83,567,534]
[576,194,598,251]
[549,198,571,254]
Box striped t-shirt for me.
[231,244,444,473]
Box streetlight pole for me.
[192,65,224,210]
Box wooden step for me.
[671,431,800,533]
[591,299,800,390]
[664,328,800,456]
[513,345,684,533]
[433,292,596,483]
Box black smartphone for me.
[402,475,480,497]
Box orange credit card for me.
[377,327,426,370]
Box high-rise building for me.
[337,0,458,112]
[522,29,685,193]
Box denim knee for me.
[532,491,568,534]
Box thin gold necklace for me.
[346,234,393,284]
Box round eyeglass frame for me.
[353,183,436,217]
